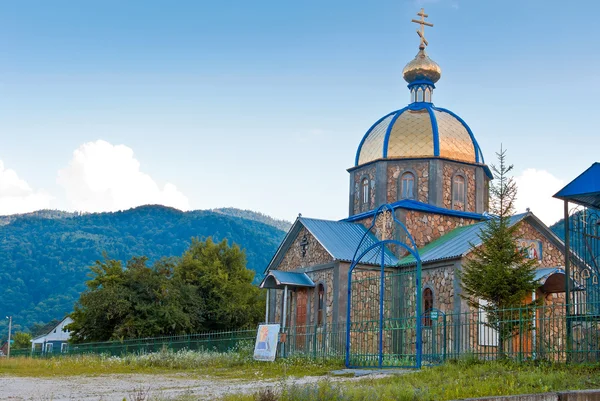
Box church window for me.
[400,172,415,200]
[362,178,369,205]
[417,87,424,102]
[452,174,466,210]
[424,88,431,102]
[423,288,434,327]
[316,283,325,326]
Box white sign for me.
[253,324,280,361]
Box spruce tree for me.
[460,146,538,357]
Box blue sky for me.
[0,0,598,225]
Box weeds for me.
[0,344,343,379]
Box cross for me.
[299,235,309,257]
[411,8,434,49]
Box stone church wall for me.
[514,221,563,268]
[306,269,335,326]
[353,165,377,214]
[387,161,429,204]
[277,227,333,272]
[442,162,476,212]
[405,210,478,248]
[422,264,456,315]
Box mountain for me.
[0,205,289,332]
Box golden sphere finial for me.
[402,48,441,84]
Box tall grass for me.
[0,342,343,379]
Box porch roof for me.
[259,270,315,290]
[554,162,600,210]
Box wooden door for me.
[295,289,308,350]
[512,293,533,358]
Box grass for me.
[221,358,600,401]
[0,344,343,379]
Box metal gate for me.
[345,204,423,368]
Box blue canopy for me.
[554,162,600,210]
[259,270,315,289]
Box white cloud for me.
[57,140,189,212]
[514,169,565,226]
[0,160,52,215]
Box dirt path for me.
[0,372,400,401]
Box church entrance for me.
[346,205,423,369]
[294,288,308,351]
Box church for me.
[259,9,568,365]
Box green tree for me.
[460,146,539,357]
[175,237,264,331]
[68,237,263,342]
[11,332,32,349]
[68,256,203,343]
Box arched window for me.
[400,172,415,200]
[362,178,369,205]
[452,174,466,210]
[423,288,434,327]
[424,88,431,102]
[417,87,424,102]
[316,283,325,326]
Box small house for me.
[31,317,73,354]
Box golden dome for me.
[403,48,441,84]
[355,105,483,166]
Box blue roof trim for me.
[425,105,440,156]
[355,110,398,166]
[343,199,486,223]
[407,79,436,89]
[433,106,484,164]
[382,107,408,159]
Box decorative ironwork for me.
[346,204,424,368]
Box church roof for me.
[344,199,486,223]
[397,212,564,266]
[264,217,399,273]
[300,217,399,266]
[554,162,600,210]
[354,103,488,171]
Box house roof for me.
[397,212,563,266]
[264,216,399,273]
[31,316,73,342]
[259,271,315,289]
[344,199,486,223]
[554,162,600,210]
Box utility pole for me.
[6,316,12,359]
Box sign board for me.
[253,324,280,362]
[430,310,439,320]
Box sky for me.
[0,0,598,226]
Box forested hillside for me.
[0,205,287,332]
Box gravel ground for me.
[0,371,400,401]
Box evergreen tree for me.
[460,146,538,356]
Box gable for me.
[275,226,334,272]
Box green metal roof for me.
[398,213,528,266]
